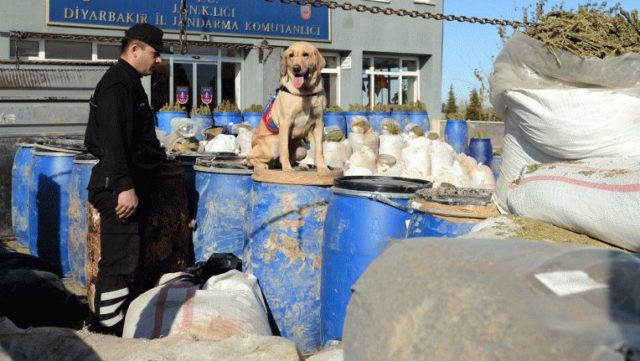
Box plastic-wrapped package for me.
[204,134,238,153]
[345,237,640,361]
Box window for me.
[362,55,420,109]
[45,40,92,60]
[321,54,341,107]
[9,40,39,58]
[96,44,120,60]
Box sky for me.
[441,0,638,105]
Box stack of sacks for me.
[378,119,405,161]
[348,116,379,155]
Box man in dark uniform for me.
[84,23,169,335]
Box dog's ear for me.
[314,47,326,72]
[281,48,289,82]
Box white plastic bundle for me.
[400,138,431,180]
[323,139,352,169]
[427,140,455,176]
[344,145,377,176]
[235,127,253,156]
[204,134,238,153]
[375,154,403,177]
[378,134,405,161]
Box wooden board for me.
[252,168,343,186]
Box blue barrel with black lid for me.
[320,176,431,344]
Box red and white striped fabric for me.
[122,270,272,340]
[507,157,640,251]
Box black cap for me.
[124,23,172,54]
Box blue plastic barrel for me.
[244,179,332,354]
[323,112,347,136]
[213,112,242,134]
[193,159,253,261]
[407,187,496,238]
[320,176,431,344]
[155,111,188,136]
[444,119,469,154]
[390,111,409,129]
[68,154,98,287]
[11,143,35,248]
[344,111,369,137]
[469,138,493,166]
[29,150,75,276]
[189,115,214,141]
[368,112,391,133]
[406,111,430,131]
[242,112,262,130]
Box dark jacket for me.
[84,58,165,194]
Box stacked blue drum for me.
[244,172,333,354]
[67,153,98,287]
[11,143,36,248]
[29,148,76,276]
[444,119,469,154]
[193,156,253,261]
[320,176,431,344]
[468,138,493,165]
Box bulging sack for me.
[508,157,640,251]
[490,32,640,209]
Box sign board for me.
[47,0,330,41]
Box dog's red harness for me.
[261,87,282,134]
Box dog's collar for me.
[281,85,323,97]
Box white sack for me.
[378,134,405,161]
[323,140,352,169]
[507,158,640,251]
[236,127,254,156]
[123,270,272,340]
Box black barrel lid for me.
[413,186,494,206]
[334,176,432,194]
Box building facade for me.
[0,0,443,236]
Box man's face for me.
[133,43,162,76]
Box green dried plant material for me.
[525,5,640,59]
[372,103,392,112]
[348,104,368,112]
[324,129,345,142]
[242,104,263,112]
[427,132,440,140]
[406,101,427,112]
[326,104,344,112]
[159,103,186,112]
[470,130,490,139]
[380,119,401,135]
[191,105,211,116]
[214,99,240,113]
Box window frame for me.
[363,55,420,108]
[320,52,341,107]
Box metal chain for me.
[178,0,189,55]
[277,0,533,28]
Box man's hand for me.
[116,188,138,220]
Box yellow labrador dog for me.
[247,41,329,172]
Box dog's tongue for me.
[293,75,305,89]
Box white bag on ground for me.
[378,134,405,161]
[323,140,352,169]
[123,270,272,340]
[508,158,640,251]
[490,32,640,209]
[236,127,253,156]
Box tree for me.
[466,88,482,120]
[444,84,458,116]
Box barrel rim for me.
[34,143,84,155]
[193,164,253,175]
[330,186,416,200]
[73,159,99,165]
[33,150,77,157]
[334,175,431,194]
